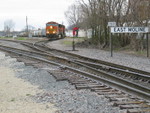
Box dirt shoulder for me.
[0,64,57,113]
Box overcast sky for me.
[0,0,76,31]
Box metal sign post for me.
[110,32,113,57]
[72,27,79,51]
[108,22,116,57]
[147,33,149,57]
[72,37,75,51]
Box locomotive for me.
[46,21,65,38]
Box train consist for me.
[33,29,46,37]
[46,21,65,38]
[18,21,66,39]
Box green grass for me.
[136,50,147,55]
[0,37,28,40]
[62,40,73,46]
[15,37,27,40]
[0,37,12,39]
[10,98,15,102]
[62,37,85,46]
[113,45,149,57]
[26,94,32,96]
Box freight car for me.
[46,21,65,38]
[32,29,46,37]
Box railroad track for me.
[22,40,150,86]
[0,39,150,112]
[25,40,150,81]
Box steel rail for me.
[0,44,149,101]
[44,44,150,76]
[1,39,149,77]
[17,43,150,89]
[75,59,150,81]
[1,41,149,85]
[22,42,150,83]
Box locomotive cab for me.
[46,21,65,39]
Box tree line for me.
[2,19,36,37]
[65,0,150,51]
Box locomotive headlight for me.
[53,31,56,33]
[50,26,53,29]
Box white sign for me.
[108,22,116,27]
[111,27,149,33]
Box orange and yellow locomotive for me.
[46,21,65,38]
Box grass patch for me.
[62,37,85,46]
[136,50,147,55]
[10,98,15,102]
[114,45,131,51]
[62,40,73,46]
[0,37,28,40]
[113,45,149,57]
[0,37,12,39]
[26,94,32,96]
[15,37,27,40]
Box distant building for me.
[0,31,21,37]
[0,31,5,37]
[66,29,92,38]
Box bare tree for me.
[65,0,149,50]
[4,19,15,37]
[65,4,82,28]
[78,0,101,45]
[128,0,150,51]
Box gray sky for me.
[0,0,75,31]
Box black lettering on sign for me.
[128,27,138,32]
[114,27,126,32]
[138,27,145,32]
[128,28,132,32]
[133,28,138,32]
[114,27,119,32]
[117,28,120,32]
[114,28,116,32]
[122,27,126,32]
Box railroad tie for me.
[126,108,150,113]
[75,84,89,90]
[97,91,122,95]
[113,101,147,107]
[91,87,112,91]
[109,97,133,102]
[105,94,129,99]
[70,80,90,85]
[119,104,150,110]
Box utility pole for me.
[26,16,28,37]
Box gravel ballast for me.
[0,52,57,113]
[0,51,119,113]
